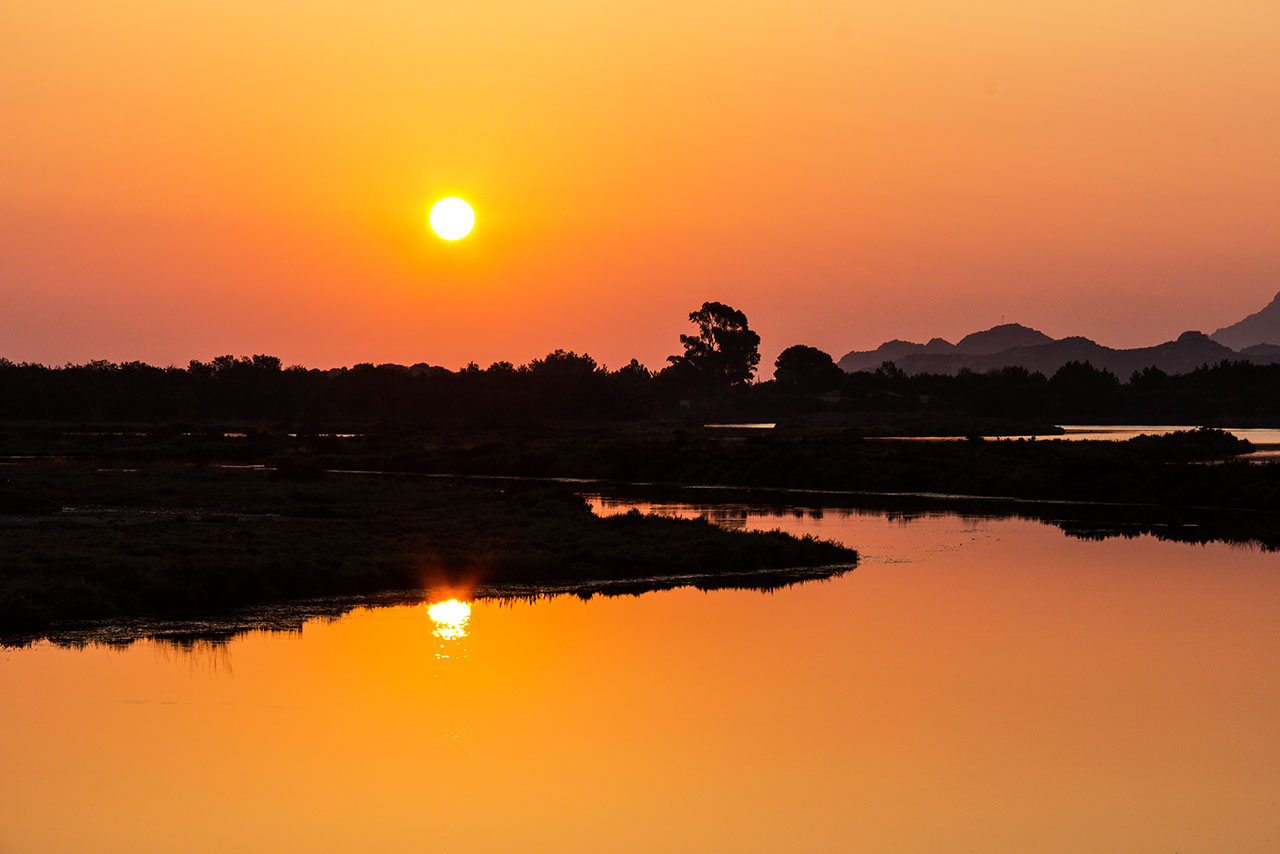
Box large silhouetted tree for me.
[667,301,761,387]
[774,344,843,392]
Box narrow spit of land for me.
[2,421,1276,636]
[6,418,1269,497]
[315,422,1270,509]
[0,458,855,635]
[30,419,1263,507]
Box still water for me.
[3,498,1280,852]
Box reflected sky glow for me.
[5,503,1280,852]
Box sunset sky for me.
[3,1,1278,371]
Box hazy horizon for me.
[2,294,1272,374]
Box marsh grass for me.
[4,425,1275,636]
[0,461,855,634]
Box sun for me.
[428,196,475,241]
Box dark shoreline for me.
[0,458,857,639]
[4,562,855,650]
[3,423,1276,641]
[10,469,1272,649]
[4,418,1270,505]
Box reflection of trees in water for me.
[14,565,853,653]
[152,636,238,676]
[597,488,1280,551]
[702,507,748,529]
[1052,515,1279,550]
[17,603,361,655]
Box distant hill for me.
[861,339,937,364]
[839,293,1280,376]
[1211,292,1280,350]
[838,324,1066,373]
[955,323,1054,354]
[1241,343,1280,359]
[863,331,1240,378]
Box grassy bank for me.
[0,462,855,635]
[4,423,1275,635]
[4,421,1276,510]
[175,423,1277,511]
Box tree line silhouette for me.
[2,301,1279,424]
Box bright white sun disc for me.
[429,197,475,241]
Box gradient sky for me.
[3,1,1278,371]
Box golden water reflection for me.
[426,598,471,641]
[4,505,1280,852]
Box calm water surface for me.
[3,499,1280,852]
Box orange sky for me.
[3,1,1278,371]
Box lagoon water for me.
[3,498,1280,852]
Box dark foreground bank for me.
[3,423,1275,635]
[0,462,856,636]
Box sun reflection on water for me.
[427,599,471,641]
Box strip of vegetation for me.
[244,425,1277,511]
[0,462,856,636]
[4,318,1280,427]
[4,424,1273,511]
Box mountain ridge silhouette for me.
[839,295,1280,376]
[1211,292,1280,351]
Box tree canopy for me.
[774,344,842,392]
[666,301,761,388]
